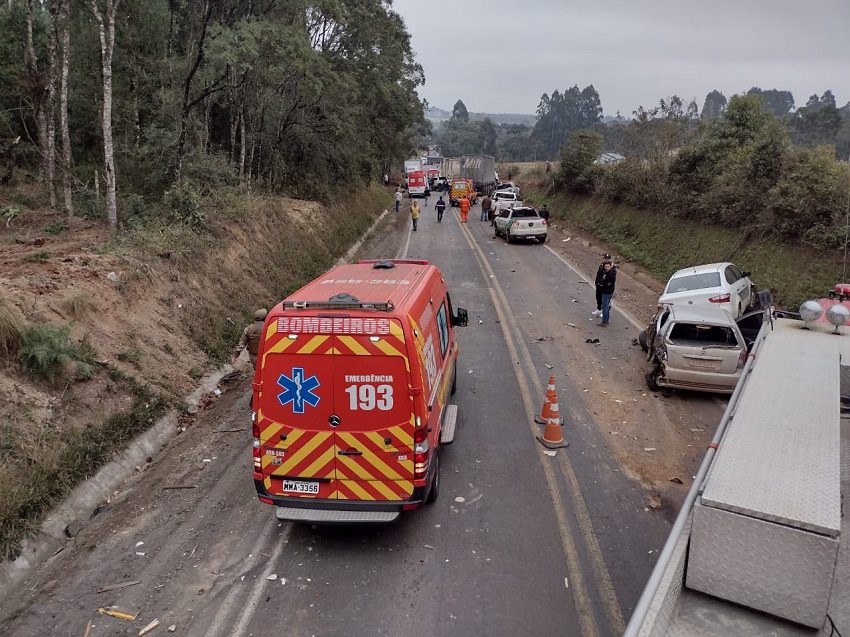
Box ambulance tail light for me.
[252,422,262,471]
[413,426,430,479]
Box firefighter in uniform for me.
[232,308,267,367]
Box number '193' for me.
[344,384,393,411]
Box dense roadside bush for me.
[554,94,850,249]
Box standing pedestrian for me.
[592,253,616,317]
[480,195,491,222]
[435,196,446,223]
[545,160,551,173]
[507,168,513,181]
[538,203,550,221]
[596,259,616,327]
[395,188,402,213]
[383,173,389,187]
[410,200,420,231]
[459,195,470,223]
[424,188,430,207]
[232,309,267,367]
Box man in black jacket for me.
[592,253,614,317]
[596,259,616,326]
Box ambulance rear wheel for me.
[450,368,457,395]
[427,455,440,504]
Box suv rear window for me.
[667,272,721,293]
[512,210,537,218]
[669,323,738,346]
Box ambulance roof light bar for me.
[284,293,395,312]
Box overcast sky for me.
[391,0,849,117]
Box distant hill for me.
[425,105,536,127]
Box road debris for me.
[542,449,557,457]
[544,363,554,370]
[644,447,657,452]
[168,626,177,633]
[565,322,577,328]
[139,619,160,635]
[454,496,465,503]
[135,552,146,557]
[97,580,141,593]
[424,544,434,549]
[669,477,684,484]
[97,607,137,621]
[585,338,600,344]
[266,574,278,581]
[83,620,93,637]
[162,485,197,490]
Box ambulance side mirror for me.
[452,307,468,328]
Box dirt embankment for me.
[0,186,390,559]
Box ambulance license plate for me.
[282,480,319,495]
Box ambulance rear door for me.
[332,321,415,501]
[256,323,338,500]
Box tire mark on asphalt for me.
[200,518,293,637]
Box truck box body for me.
[459,154,496,187]
[252,260,466,523]
[404,159,422,175]
[441,157,460,180]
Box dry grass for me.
[0,297,23,359]
[61,292,94,320]
[0,380,168,560]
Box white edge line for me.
[544,245,644,330]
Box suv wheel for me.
[638,330,648,352]
[645,366,662,392]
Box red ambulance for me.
[406,170,428,197]
[252,259,468,523]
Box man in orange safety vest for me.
[459,195,470,223]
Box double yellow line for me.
[454,211,625,637]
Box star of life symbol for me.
[277,368,321,414]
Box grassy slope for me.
[523,174,841,307]
[0,184,391,560]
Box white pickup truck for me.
[490,190,521,218]
[494,206,547,244]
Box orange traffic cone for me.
[535,375,563,425]
[537,394,569,450]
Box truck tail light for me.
[542,218,547,225]
[413,426,430,479]
[252,422,262,471]
[511,221,519,230]
[737,348,748,369]
[708,293,731,304]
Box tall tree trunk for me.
[59,0,73,216]
[45,0,59,210]
[89,0,119,229]
[24,0,47,188]
[238,100,246,188]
